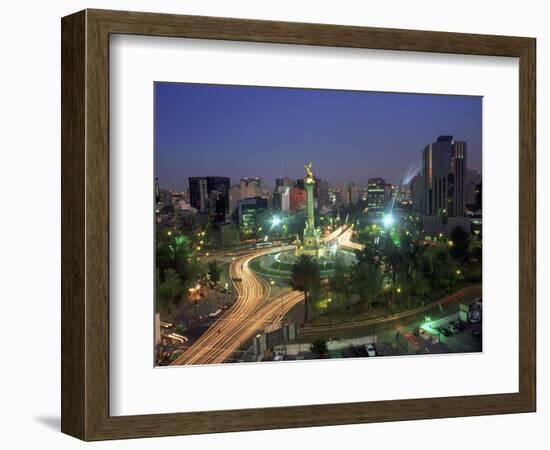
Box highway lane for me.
[171,226,353,365]
[336,226,363,251]
[171,245,296,365]
[321,225,346,244]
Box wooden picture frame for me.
[61,9,536,441]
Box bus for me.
[255,241,274,249]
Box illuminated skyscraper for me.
[367,178,386,217]
[422,136,467,217]
[188,176,230,223]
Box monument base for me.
[296,227,324,259]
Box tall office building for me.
[346,182,359,205]
[410,175,426,213]
[465,169,482,210]
[155,176,160,203]
[188,176,230,223]
[273,186,291,212]
[315,178,331,208]
[275,177,292,191]
[290,186,307,210]
[238,196,269,234]
[239,177,263,198]
[422,135,467,217]
[367,178,386,217]
[273,177,292,212]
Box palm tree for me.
[290,254,321,324]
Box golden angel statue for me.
[305,162,314,179]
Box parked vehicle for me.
[455,320,466,330]
[439,327,452,337]
[365,344,377,357]
[470,309,482,324]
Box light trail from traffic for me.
[171,226,358,365]
[337,226,363,251]
[321,225,346,243]
[171,245,298,365]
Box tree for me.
[449,226,470,263]
[356,225,404,309]
[310,339,328,358]
[208,260,221,285]
[329,256,351,311]
[156,268,182,316]
[290,254,321,324]
[409,271,430,306]
[350,259,383,310]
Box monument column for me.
[299,162,322,258]
[305,176,315,230]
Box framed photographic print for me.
[61,9,536,441]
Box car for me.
[365,344,377,357]
[439,327,452,337]
[472,329,482,340]
[455,320,466,330]
[470,310,482,324]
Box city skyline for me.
[155,83,482,191]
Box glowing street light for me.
[382,214,394,228]
[271,216,282,227]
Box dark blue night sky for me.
[155,82,482,191]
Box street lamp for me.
[270,215,284,251]
[382,213,394,229]
[271,216,282,227]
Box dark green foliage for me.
[310,339,328,357]
[208,260,221,284]
[449,226,470,262]
[290,254,321,323]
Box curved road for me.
[171,246,298,365]
[171,226,349,365]
[336,226,363,251]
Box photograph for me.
[154,82,483,366]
